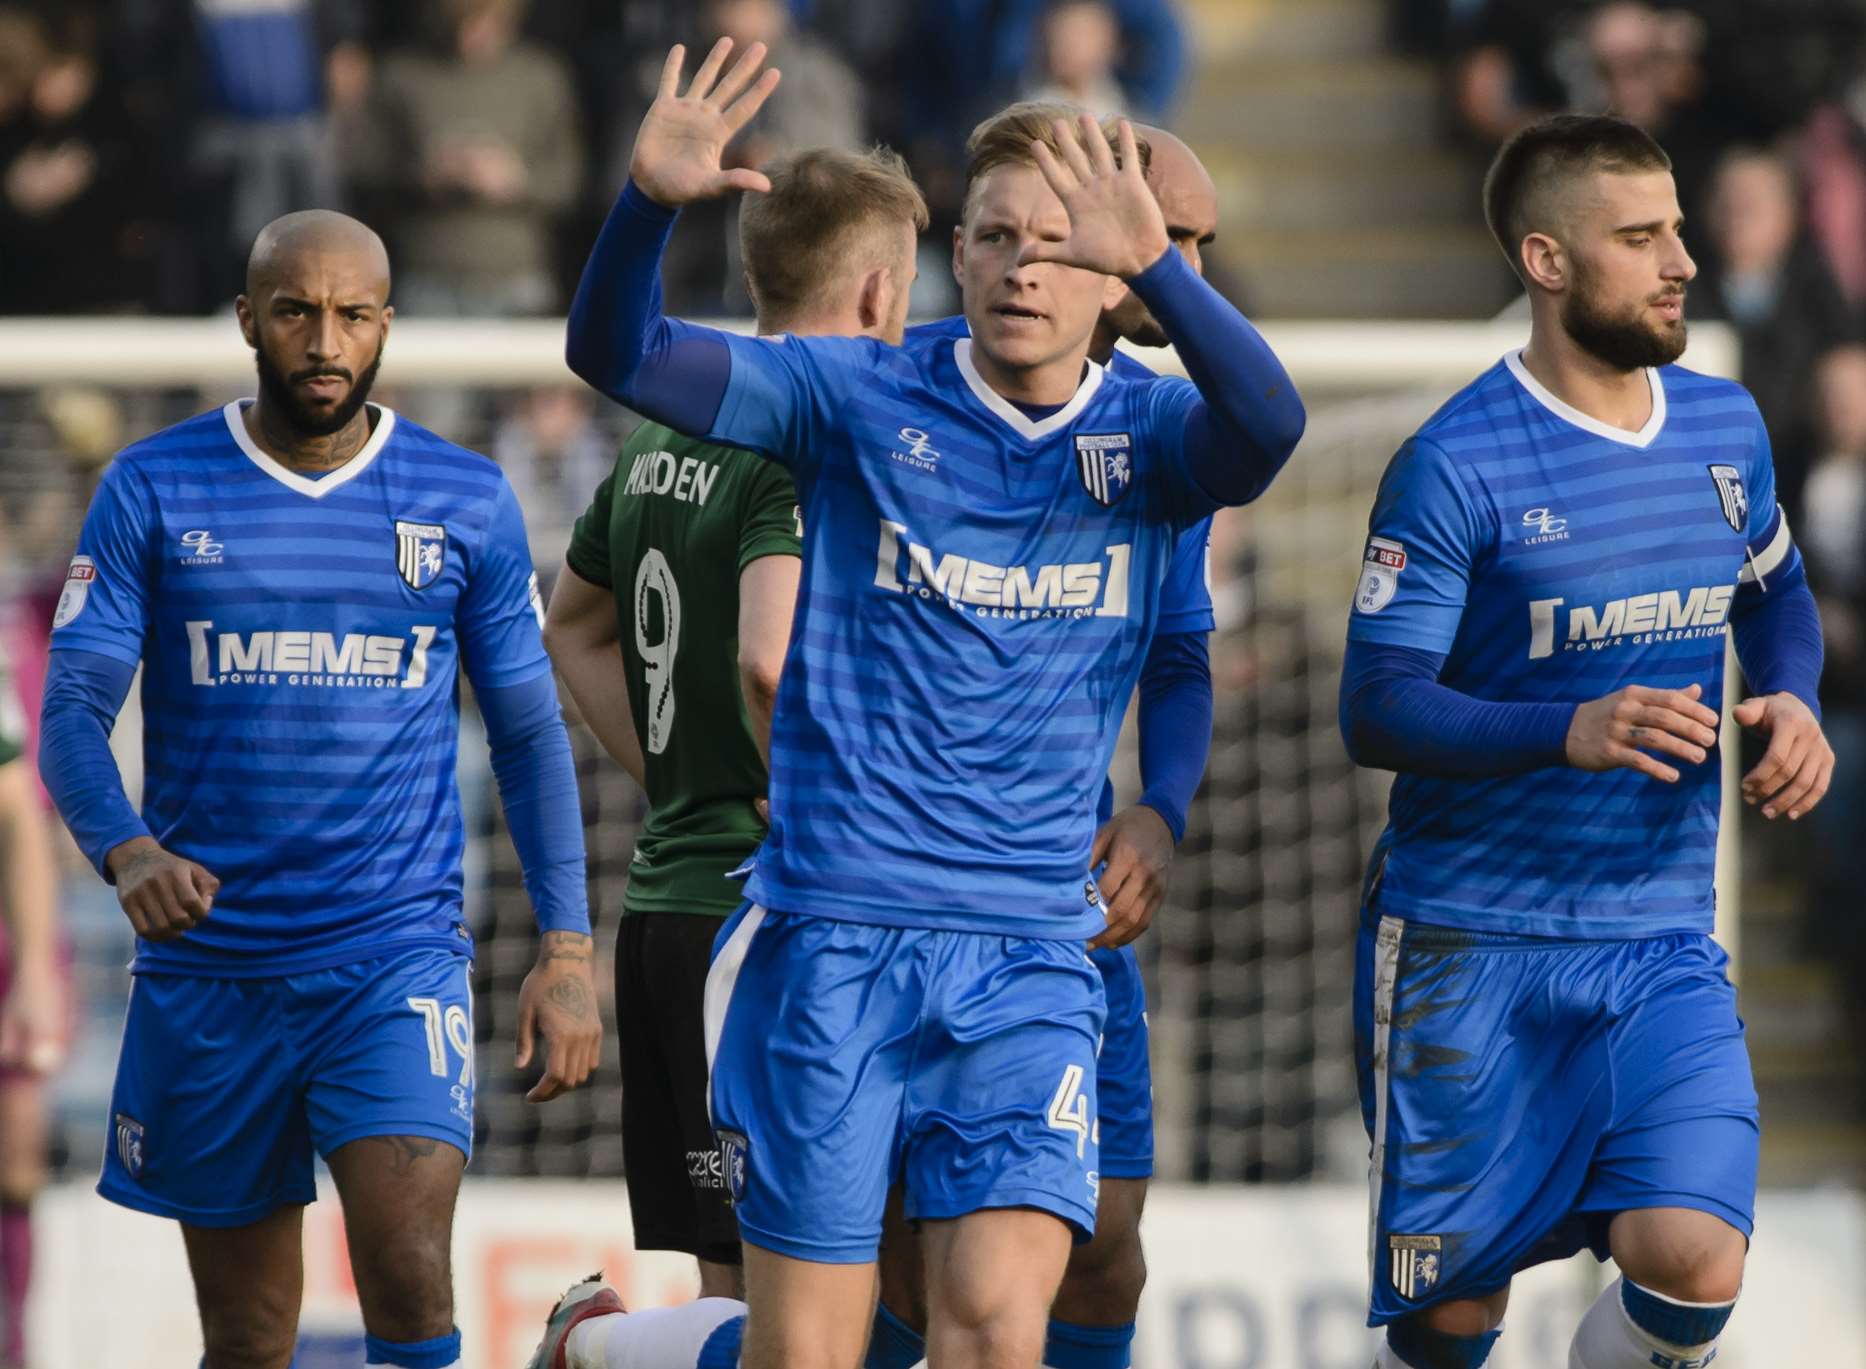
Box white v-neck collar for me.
[953,338,1105,441]
[1504,349,1666,449]
[222,399,397,498]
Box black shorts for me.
[617,910,741,1264]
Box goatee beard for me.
[254,335,384,438]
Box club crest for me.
[1707,464,1748,532]
[1075,433,1133,507]
[395,520,446,591]
[115,1112,145,1179]
[717,1129,749,1204]
[1389,1233,1441,1299]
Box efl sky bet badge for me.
[1356,536,1406,614]
[395,519,446,590]
[53,554,96,628]
[1076,432,1133,507]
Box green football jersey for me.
[567,422,801,916]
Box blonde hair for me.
[739,146,929,325]
[961,100,1150,218]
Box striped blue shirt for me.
[1349,352,1798,938]
[715,330,1210,938]
[51,402,550,974]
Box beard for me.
[1561,260,1688,371]
[254,332,384,438]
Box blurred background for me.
[1,0,1863,1365]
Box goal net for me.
[0,316,1739,1188]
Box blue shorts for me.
[100,946,475,1227]
[705,904,1105,1263]
[1355,913,1758,1325]
[1091,944,1152,1180]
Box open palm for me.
[629,39,782,209]
[1020,116,1170,280]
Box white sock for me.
[1569,1277,1729,1369]
[565,1298,747,1369]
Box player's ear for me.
[952,223,965,284]
[1101,274,1130,312]
[857,266,889,334]
[1521,232,1566,293]
[235,295,257,349]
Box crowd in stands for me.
[0,0,1188,319]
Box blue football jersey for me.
[710,329,1214,938]
[1349,351,1798,938]
[52,402,550,974]
[910,317,1216,639]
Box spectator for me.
[491,386,615,549]
[1445,0,1573,147]
[344,0,583,317]
[0,8,152,313]
[1574,3,1733,228]
[1800,344,1866,1104]
[1696,147,1856,521]
[1027,1,1129,116]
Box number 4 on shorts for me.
[1048,1063,1094,1158]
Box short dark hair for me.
[739,146,929,326]
[1483,114,1673,281]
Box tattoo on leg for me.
[374,1136,442,1176]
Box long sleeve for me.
[1339,639,1575,778]
[1730,556,1824,716]
[1127,248,1305,511]
[1134,629,1212,842]
[477,673,590,936]
[39,648,146,878]
[564,181,733,432]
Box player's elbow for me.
[738,654,783,715]
[1266,387,1308,459]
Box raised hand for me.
[1733,692,1833,819]
[1565,682,1721,783]
[1019,115,1170,280]
[629,39,782,209]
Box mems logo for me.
[185,621,438,689]
[873,519,1130,620]
[1528,584,1734,659]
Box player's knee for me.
[931,1310,1045,1369]
[200,1296,298,1369]
[350,1229,454,1339]
[1056,1223,1146,1321]
[0,1163,44,1206]
[1613,1213,1747,1306]
[1620,1237,1746,1306]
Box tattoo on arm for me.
[538,930,594,966]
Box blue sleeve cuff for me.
[1732,562,1824,718]
[477,673,591,936]
[1135,630,1213,844]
